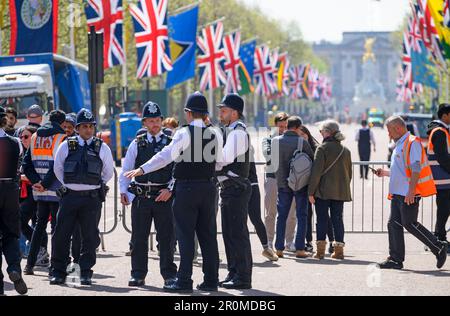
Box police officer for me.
[120,102,177,288]
[0,106,28,295]
[427,104,450,245]
[125,92,220,293]
[216,94,253,290]
[50,109,114,285]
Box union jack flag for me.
[197,22,227,91]
[445,0,450,28]
[308,67,320,100]
[254,45,276,96]
[223,31,242,94]
[414,0,446,65]
[397,31,413,103]
[289,65,303,99]
[130,0,172,78]
[85,0,125,69]
[408,16,423,53]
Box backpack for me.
[288,138,313,192]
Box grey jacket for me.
[273,131,315,189]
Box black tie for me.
[152,136,157,147]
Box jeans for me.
[275,187,308,251]
[315,199,345,243]
[306,202,335,243]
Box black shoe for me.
[163,282,193,294]
[8,272,28,295]
[305,243,314,253]
[196,282,218,292]
[436,242,448,269]
[164,278,177,287]
[128,278,145,287]
[23,265,34,276]
[328,244,335,255]
[377,259,404,270]
[218,274,235,287]
[80,277,92,286]
[222,279,252,290]
[50,276,66,285]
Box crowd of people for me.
[0,94,449,296]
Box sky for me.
[240,0,410,43]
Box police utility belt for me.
[57,184,109,202]
[128,182,168,199]
[219,176,248,190]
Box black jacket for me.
[22,122,66,189]
[427,121,450,174]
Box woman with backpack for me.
[308,120,352,260]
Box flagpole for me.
[198,17,226,30]
[224,28,241,36]
[170,1,201,16]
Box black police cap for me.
[438,103,450,118]
[142,101,163,119]
[76,109,96,126]
[185,92,209,115]
[218,94,244,114]
[0,106,5,118]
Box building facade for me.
[313,32,401,115]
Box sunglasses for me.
[20,135,30,140]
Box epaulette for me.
[233,122,247,131]
[68,137,79,152]
[136,133,148,148]
[160,133,172,146]
[92,137,103,155]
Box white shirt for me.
[0,128,23,156]
[119,131,169,202]
[216,120,250,182]
[54,136,115,191]
[141,120,211,174]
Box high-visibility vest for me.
[30,133,66,202]
[389,135,437,200]
[428,127,450,190]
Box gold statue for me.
[363,38,376,63]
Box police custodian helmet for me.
[76,109,96,126]
[142,101,163,119]
[217,94,244,114]
[184,92,209,115]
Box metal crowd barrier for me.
[98,168,120,251]
[117,161,440,250]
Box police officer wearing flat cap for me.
[120,101,177,288]
[125,92,221,293]
[0,106,28,295]
[50,109,114,286]
[216,93,253,290]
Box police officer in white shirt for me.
[0,106,27,295]
[50,109,114,286]
[216,94,253,290]
[125,92,221,293]
[119,101,177,288]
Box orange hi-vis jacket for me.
[389,135,437,200]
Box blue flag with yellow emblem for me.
[166,6,199,89]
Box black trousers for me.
[51,192,102,279]
[27,201,58,267]
[172,181,219,287]
[130,196,177,281]
[221,181,253,283]
[0,183,22,286]
[359,150,371,179]
[71,224,81,264]
[20,187,47,247]
[388,195,442,263]
[435,189,450,242]
[248,184,268,248]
